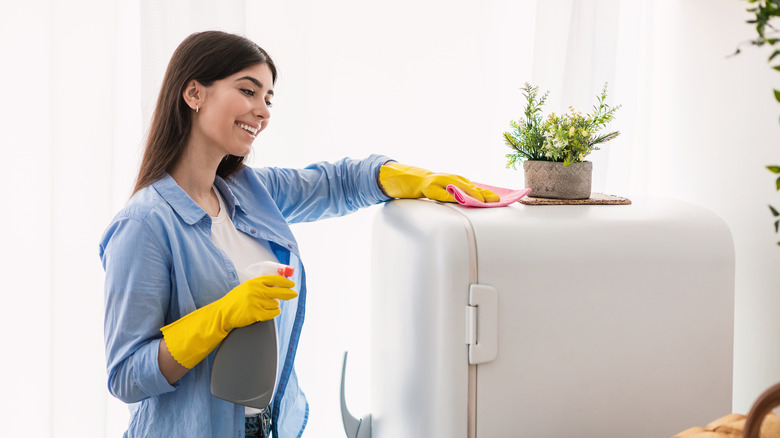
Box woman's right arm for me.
[100,216,180,403]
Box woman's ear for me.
[182,80,202,112]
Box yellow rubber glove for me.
[160,275,297,369]
[378,162,500,203]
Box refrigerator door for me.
[370,198,734,438]
[370,199,474,438]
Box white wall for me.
[616,0,780,413]
[2,0,780,436]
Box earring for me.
[196,105,199,114]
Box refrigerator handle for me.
[468,284,499,364]
[340,351,372,438]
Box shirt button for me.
[288,243,293,248]
[250,229,256,233]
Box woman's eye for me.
[241,89,255,97]
[265,101,273,108]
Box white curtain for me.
[2,0,779,436]
[534,0,780,414]
[1,1,125,436]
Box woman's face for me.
[190,62,274,158]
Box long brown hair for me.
[132,31,277,195]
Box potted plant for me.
[503,83,621,199]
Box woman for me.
[99,30,497,438]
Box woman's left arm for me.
[253,154,393,223]
[249,154,497,223]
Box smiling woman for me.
[102,31,372,438]
[98,29,493,438]
[171,63,276,216]
[133,31,278,197]
[182,66,274,156]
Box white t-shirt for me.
[210,187,278,282]
[210,186,277,417]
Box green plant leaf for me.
[775,219,780,233]
[771,204,780,217]
[767,165,780,173]
[776,176,780,190]
[774,89,780,102]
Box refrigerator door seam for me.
[443,203,479,438]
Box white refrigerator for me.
[343,197,735,438]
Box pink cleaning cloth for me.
[446,182,532,208]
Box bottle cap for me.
[279,265,295,277]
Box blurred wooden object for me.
[743,382,780,438]
[672,383,780,438]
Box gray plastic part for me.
[210,320,278,409]
[340,351,372,438]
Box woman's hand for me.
[378,162,499,203]
[160,275,297,370]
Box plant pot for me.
[523,160,592,200]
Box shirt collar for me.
[214,176,246,219]
[152,174,245,225]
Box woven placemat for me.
[519,193,631,205]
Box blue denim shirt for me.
[99,155,391,437]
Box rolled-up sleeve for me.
[255,154,392,223]
[99,215,177,403]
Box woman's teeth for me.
[237,123,258,135]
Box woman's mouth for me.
[236,122,259,138]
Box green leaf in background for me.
[741,0,780,242]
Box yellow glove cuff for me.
[378,162,428,199]
[161,303,230,369]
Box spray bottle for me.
[210,261,295,410]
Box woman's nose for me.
[255,103,270,120]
